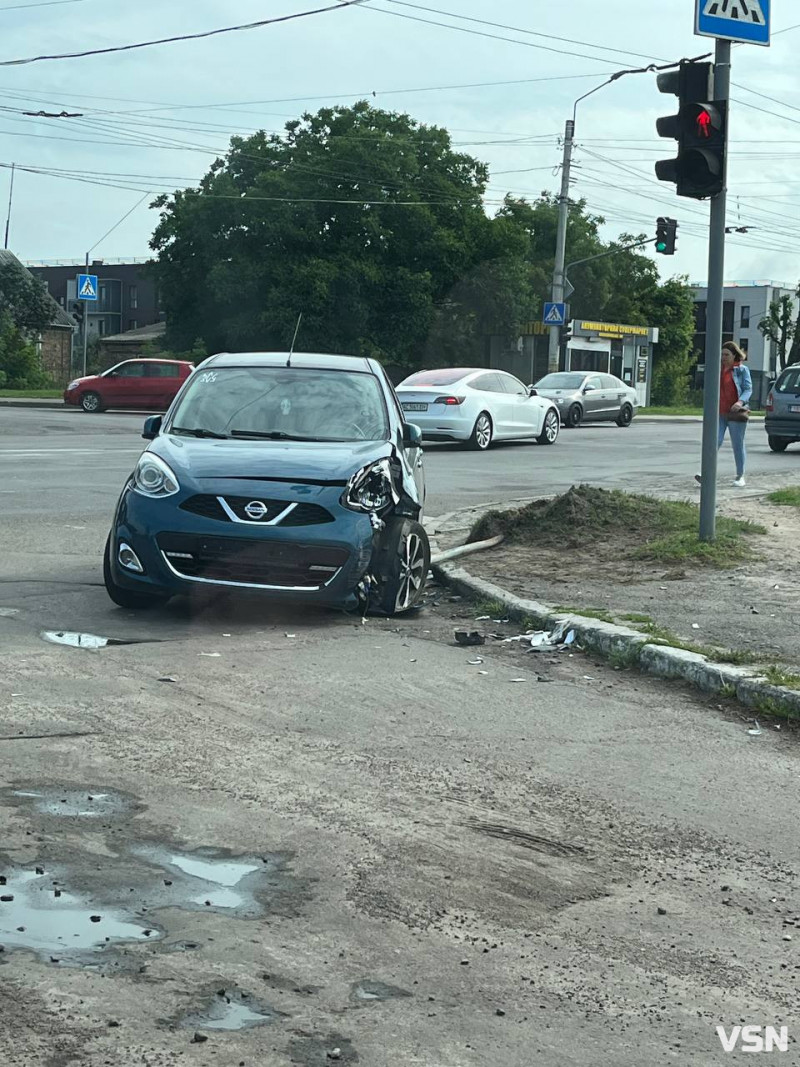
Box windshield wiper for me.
[171,426,228,439]
[230,430,324,441]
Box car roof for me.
[202,352,377,374]
[120,358,190,364]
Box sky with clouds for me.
[0,0,797,286]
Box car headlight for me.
[343,458,398,512]
[67,380,80,391]
[556,397,564,404]
[133,452,180,498]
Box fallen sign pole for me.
[698,38,731,543]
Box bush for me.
[0,316,53,389]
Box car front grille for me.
[157,533,348,589]
[180,495,334,526]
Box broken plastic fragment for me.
[454,630,485,647]
[467,658,484,665]
[748,721,762,737]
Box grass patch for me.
[763,665,800,691]
[471,485,763,569]
[642,405,764,417]
[621,612,654,625]
[608,645,642,670]
[767,487,800,508]
[552,604,615,624]
[472,598,507,618]
[0,389,62,399]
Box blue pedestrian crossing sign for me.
[543,302,567,327]
[696,0,770,46]
[77,273,98,301]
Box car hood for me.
[67,374,101,388]
[148,434,393,485]
[535,388,580,400]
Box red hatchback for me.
[64,359,194,413]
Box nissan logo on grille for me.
[244,500,270,521]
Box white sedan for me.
[396,368,561,450]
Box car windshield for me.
[535,373,586,389]
[168,366,389,442]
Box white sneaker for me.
[733,476,746,487]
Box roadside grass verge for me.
[641,406,764,417]
[767,487,800,508]
[0,389,62,399]
[763,665,800,691]
[470,485,764,569]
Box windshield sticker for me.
[280,398,292,415]
[198,371,217,384]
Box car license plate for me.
[790,405,800,414]
[402,403,428,412]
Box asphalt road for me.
[2,406,800,1065]
[0,406,793,522]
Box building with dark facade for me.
[27,259,163,345]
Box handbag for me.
[727,406,750,423]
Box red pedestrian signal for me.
[696,109,712,138]
[655,62,727,199]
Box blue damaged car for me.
[104,352,430,615]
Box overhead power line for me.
[0,0,369,66]
[0,0,87,9]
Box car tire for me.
[368,517,431,616]
[467,412,493,450]
[103,537,167,610]
[616,403,634,428]
[565,403,583,429]
[537,408,560,445]
[768,436,791,453]
[81,391,103,413]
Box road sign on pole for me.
[77,273,98,300]
[543,302,567,327]
[696,0,770,46]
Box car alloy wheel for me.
[616,403,634,428]
[395,530,427,613]
[538,409,560,445]
[565,403,582,428]
[81,392,101,413]
[470,413,493,450]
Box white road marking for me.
[0,448,139,455]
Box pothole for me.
[181,987,282,1032]
[5,787,136,820]
[41,631,159,649]
[0,868,159,960]
[131,845,272,916]
[350,980,411,1004]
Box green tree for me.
[646,277,696,406]
[0,312,51,389]
[759,294,796,372]
[0,262,52,333]
[151,102,520,370]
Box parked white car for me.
[396,368,561,450]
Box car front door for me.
[100,361,150,408]
[499,372,540,436]
[471,373,513,436]
[582,376,605,420]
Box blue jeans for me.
[718,416,747,478]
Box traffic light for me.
[559,322,573,349]
[655,61,727,200]
[656,217,678,256]
[70,300,84,326]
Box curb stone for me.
[432,560,800,720]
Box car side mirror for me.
[402,422,422,448]
[583,385,594,393]
[142,415,162,440]
[527,386,538,397]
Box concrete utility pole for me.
[3,163,14,249]
[548,119,574,374]
[81,251,90,378]
[698,38,731,543]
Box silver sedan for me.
[533,372,639,429]
[396,368,561,450]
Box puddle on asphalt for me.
[181,988,280,1032]
[0,869,158,958]
[41,631,160,650]
[132,846,267,915]
[351,980,411,1003]
[7,787,134,820]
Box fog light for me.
[118,542,144,574]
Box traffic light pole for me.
[548,118,574,374]
[699,39,731,543]
[81,250,89,378]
